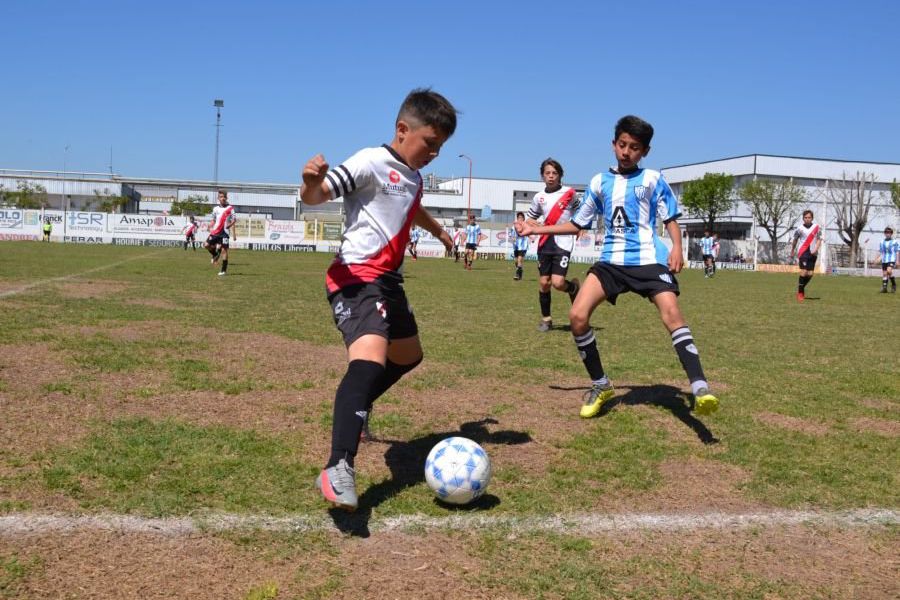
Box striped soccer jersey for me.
[793,222,821,255]
[526,186,579,255]
[513,229,529,252]
[699,236,715,256]
[322,145,422,293]
[465,223,481,245]
[880,238,899,264]
[409,227,420,243]
[573,168,680,267]
[209,204,235,235]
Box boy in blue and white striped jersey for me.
[699,230,716,277]
[878,227,898,293]
[515,115,718,419]
[463,214,485,270]
[512,212,530,280]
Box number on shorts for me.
[559,256,569,268]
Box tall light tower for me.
[458,153,473,219]
[213,99,224,185]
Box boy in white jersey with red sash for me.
[300,89,456,511]
[527,158,581,332]
[789,209,822,302]
[516,115,719,419]
[204,190,237,276]
[183,216,198,251]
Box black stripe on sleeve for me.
[325,172,341,197]
[337,165,356,193]
[332,169,351,196]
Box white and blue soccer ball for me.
[424,437,492,505]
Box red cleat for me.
[796,291,804,302]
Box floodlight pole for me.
[458,153,473,219]
[213,99,224,185]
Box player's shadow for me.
[325,418,531,538]
[548,383,718,445]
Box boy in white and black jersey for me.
[789,209,822,302]
[526,158,581,332]
[300,88,456,511]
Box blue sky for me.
[2,0,898,186]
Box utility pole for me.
[213,99,224,185]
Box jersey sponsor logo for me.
[389,170,400,184]
[611,206,635,234]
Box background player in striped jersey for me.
[877,227,898,293]
[699,229,715,277]
[462,214,485,270]
[407,226,420,260]
[516,115,719,418]
[204,191,237,276]
[527,158,581,332]
[789,209,822,302]
[512,212,530,280]
[300,88,457,511]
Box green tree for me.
[6,181,49,209]
[891,179,900,211]
[169,194,213,216]
[740,178,806,264]
[681,172,735,231]
[91,190,129,213]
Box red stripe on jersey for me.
[210,206,234,235]
[798,224,819,255]
[326,186,422,293]
[538,188,576,249]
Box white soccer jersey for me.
[526,186,579,254]
[209,204,235,235]
[793,222,821,255]
[322,145,422,292]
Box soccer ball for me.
[424,437,491,505]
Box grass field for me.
[0,241,897,599]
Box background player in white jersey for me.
[527,158,581,331]
[877,227,898,293]
[300,88,456,511]
[789,209,822,302]
[512,212,530,280]
[451,226,462,261]
[516,115,718,418]
[463,214,485,270]
[183,216,198,251]
[699,229,715,277]
[204,190,237,276]
[712,232,720,275]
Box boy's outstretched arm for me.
[666,219,684,273]
[413,207,453,252]
[299,154,331,206]
[515,220,578,237]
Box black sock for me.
[671,326,706,384]
[516,266,523,278]
[539,291,551,318]
[328,360,385,468]
[366,357,422,411]
[573,329,605,381]
[891,276,896,288]
[207,246,216,256]
[798,276,810,292]
[220,259,228,273]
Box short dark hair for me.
[516,211,525,219]
[540,158,564,179]
[886,227,894,234]
[397,88,458,137]
[218,189,228,198]
[614,115,654,147]
[803,209,813,218]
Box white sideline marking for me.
[0,509,896,537]
[0,250,168,299]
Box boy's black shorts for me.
[587,262,680,305]
[538,252,571,277]
[327,282,418,347]
[185,233,195,242]
[465,243,477,251]
[207,233,229,247]
[798,250,817,270]
[702,253,714,261]
[513,249,526,258]
[882,262,895,271]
